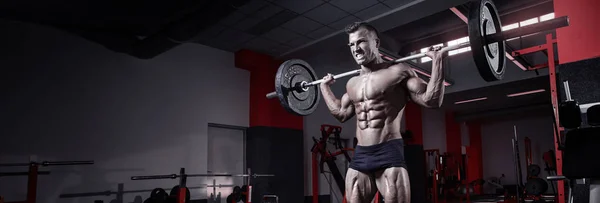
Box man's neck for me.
[360,57,387,73]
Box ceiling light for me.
[454,97,487,104]
[507,89,546,97]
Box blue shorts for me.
[349,138,407,173]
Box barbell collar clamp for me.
[266,91,277,99]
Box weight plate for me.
[468,0,506,82]
[528,164,541,177]
[169,185,191,203]
[148,188,169,203]
[525,177,548,196]
[240,185,248,203]
[275,59,320,116]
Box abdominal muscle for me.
[354,97,405,146]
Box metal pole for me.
[512,138,521,203]
[247,168,253,203]
[563,81,572,101]
[512,125,524,203]
[26,164,38,203]
[546,33,565,203]
[0,160,94,167]
[487,16,569,43]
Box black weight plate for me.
[146,188,168,203]
[275,59,320,116]
[240,185,248,203]
[528,164,541,177]
[151,188,168,198]
[525,177,548,196]
[169,185,191,203]
[468,0,506,82]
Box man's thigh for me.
[345,168,377,203]
[374,167,410,203]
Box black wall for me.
[558,57,600,104]
[246,126,304,203]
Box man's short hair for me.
[345,22,380,39]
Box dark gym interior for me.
[1,0,599,203]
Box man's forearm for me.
[320,86,341,113]
[423,57,445,106]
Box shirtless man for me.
[319,22,446,203]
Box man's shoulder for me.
[346,75,359,86]
[386,62,410,71]
[386,62,415,76]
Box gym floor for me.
[0,0,598,203]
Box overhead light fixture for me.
[454,97,487,104]
[507,89,546,97]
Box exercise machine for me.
[310,124,354,203]
[0,160,94,203]
[425,149,442,203]
[547,82,600,203]
[131,168,273,203]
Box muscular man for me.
[319,22,446,203]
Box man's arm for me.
[321,89,355,123]
[320,74,355,122]
[404,50,445,108]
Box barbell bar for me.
[131,173,275,180]
[0,160,95,167]
[266,15,569,100]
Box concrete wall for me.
[422,108,447,152]
[0,20,250,203]
[479,111,555,194]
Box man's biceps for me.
[407,78,426,92]
[341,95,352,105]
[342,102,353,111]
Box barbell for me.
[131,173,274,180]
[265,0,570,116]
[0,160,95,167]
[131,168,274,181]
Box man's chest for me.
[346,71,403,102]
